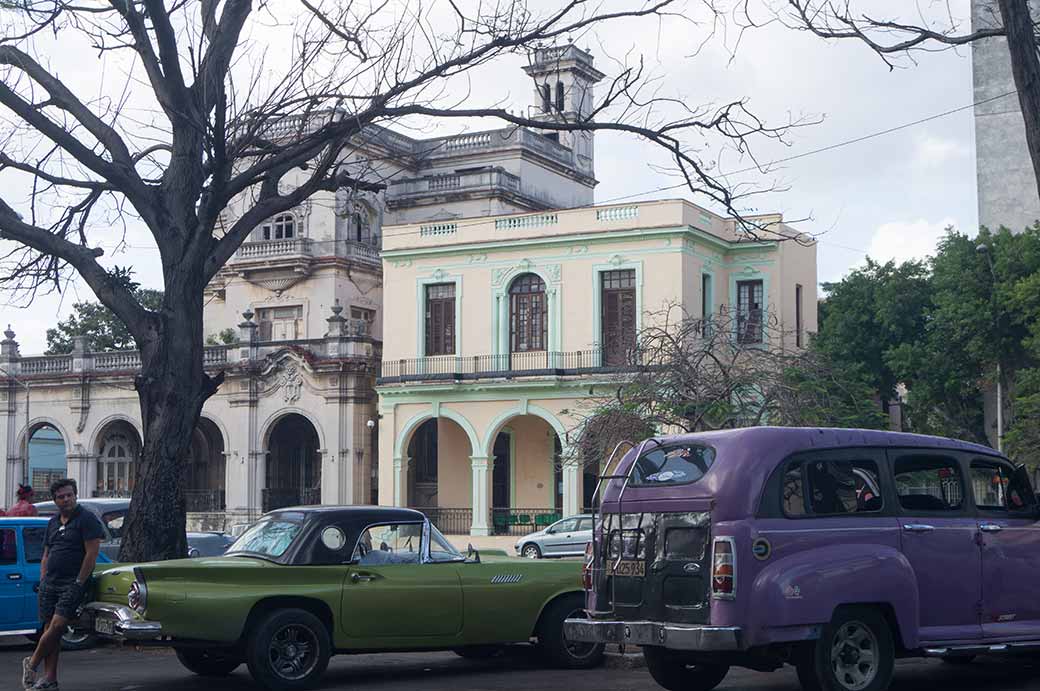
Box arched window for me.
[541,83,552,113]
[509,273,547,353]
[97,432,138,497]
[555,81,565,111]
[260,213,295,241]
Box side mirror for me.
[466,543,481,564]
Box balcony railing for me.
[235,238,313,260]
[185,489,226,513]
[21,356,72,375]
[389,168,522,201]
[95,351,141,370]
[378,349,640,383]
[412,507,473,535]
[262,487,322,512]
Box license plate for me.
[94,617,115,635]
[609,559,645,577]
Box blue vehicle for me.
[0,516,111,650]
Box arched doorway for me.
[264,414,321,511]
[403,416,473,534]
[488,415,563,536]
[95,421,142,498]
[184,418,226,512]
[27,425,66,500]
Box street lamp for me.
[976,243,1002,452]
[0,363,30,485]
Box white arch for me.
[392,406,480,460]
[258,407,327,451]
[481,403,569,458]
[88,414,144,454]
[197,413,229,453]
[16,416,73,455]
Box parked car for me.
[35,498,234,559]
[515,514,593,558]
[83,505,603,690]
[566,427,1040,691]
[0,516,112,650]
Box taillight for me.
[711,537,736,600]
[582,542,594,590]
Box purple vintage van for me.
[564,427,1040,691]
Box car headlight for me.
[127,578,147,614]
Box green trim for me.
[383,226,776,261]
[378,379,611,400]
[492,265,562,356]
[415,272,463,358]
[590,259,643,356]
[728,269,771,345]
[701,270,715,336]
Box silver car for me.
[515,514,593,559]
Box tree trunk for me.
[998,0,1040,204]
[118,273,220,562]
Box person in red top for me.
[8,484,38,517]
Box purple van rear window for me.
[630,444,716,486]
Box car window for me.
[0,529,16,564]
[23,527,46,563]
[552,519,578,533]
[970,461,1036,513]
[353,523,422,565]
[782,458,883,516]
[576,518,592,531]
[100,511,125,539]
[227,517,304,558]
[428,524,464,563]
[630,444,716,487]
[894,455,964,513]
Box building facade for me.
[972,0,1040,232]
[376,200,817,535]
[0,46,608,528]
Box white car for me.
[515,515,593,559]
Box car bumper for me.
[82,603,163,640]
[564,619,744,651]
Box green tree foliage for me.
[205,328,238,346]
[46,284,163,354]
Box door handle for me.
[350,572,374,583]
[979,523,1004,533]
[902,524,935,533]
[7,573,21,580]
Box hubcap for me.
[830,621,879,691]
[563,608,597,659]
[268,624,319,681]
[523,546,538,558]
[62,626,89,645]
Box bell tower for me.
[523,44,605,176]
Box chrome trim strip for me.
[564,619,743,651]
[0,628,39,637]
[82,603,163,640]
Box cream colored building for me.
[376,200,817,535]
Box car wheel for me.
[60,626,97,651]
[175,647,241,676]
[643,646,729,691]
[797,606,894,691]
[521,543,541,559]
[245,608,331,691]
[452,645,506,659]
[536,594,604,669]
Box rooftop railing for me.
[378,348,641,384]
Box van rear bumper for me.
[564,619,743,651]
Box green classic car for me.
[82,506,602,690]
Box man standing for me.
[22,479,103,690]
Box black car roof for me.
[269,505,425,522]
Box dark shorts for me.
[38,579,83,621]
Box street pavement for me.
[5,639,1040,691]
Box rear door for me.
[21,525,46,627]
[0,526,24,626]
[968,459,1040,638]
[566,517,593,557]
[890,450,982,642]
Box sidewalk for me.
[445,534,521,555]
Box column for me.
[469,455,491,536]
[561,443,581,517]
[392,456,409,507]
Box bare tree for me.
[566,304,885,472]
[746,0,1040,199]
[0,0,797,560]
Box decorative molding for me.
[491,261,562,288]
[279,363,303,404]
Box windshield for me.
[227,515,304,558]
[428,524,464,562]
[629,444,716,487]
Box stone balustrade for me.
[236,238,313,260]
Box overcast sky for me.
[0,0,983,354]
